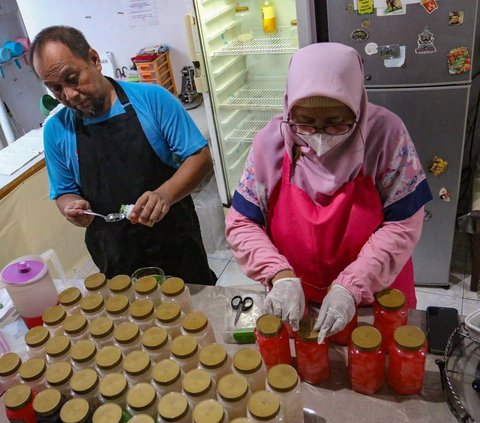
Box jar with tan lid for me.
[126,382,158,418]
[108,274,135,302]
[71,339,97,371]
[181,368,216,410]
[45,335,71,364]
[170,335,200,372]
[230,419,253,423]
[129,299,156,331]
[84,272,109,298]
[60,398,93,423]
[4,384,36,423]
[142,326,171,363]
[160,277,192,313]
[131,415,155,423]
[216,373,250,420]
[70,368,101,407]
[193,399,227,423]
[63,314,90,343]
[254,315,292,368]
[19,357,47,393]
[43,305,68,337]
[106,295,130,324]
[181,311,215,347]
[247,391,282,423]
[114,321,142,354]
[135,276,161,305]
[232,348,267,393]
[155,302,183,338]
[89,316,115,348]
[92,403,129,423]
[33,387,67,422]
[294,324,329,384]
[59,287,83,316]
[95,345,123,377]
[99,372,129,407]
[265,364,303,422]
[25,325,50,359]
[198,343,231,383]
[156,391,191,423]
[123,350,152,385]
[151,359,184,397]
[46,361,73,398]
[81,293,105,322]
[0,352,22,392]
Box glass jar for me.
[161,277,192,313]
[247,391,282,423]
[131,415,155,423]
[157,392,191,423]
[45,335,71,364]
[84,272,109,299]
[388,325,427,395]
[0,352,22,392]
[266,364,303,422]
[170,335,200,373]
[19,357,47,394]
[126,382,158,418]
[142,327,171,363]
[155,302,183,339]
[289,18,299,48]
[114,321,142,355]
[374,288,408,351]
[89,316,115,348]
[71,339,97,371]
[70,368,101,408]
[216,373,250,420]
[63,314,90,343]
[232,348,267,393]
[181,311,215,347]
[93,403,129,423]
[294,326,329,384]
[43,305,68,337]
[129,299,156,332]
[329,309,358,345]
[108,274,135,302]
[106,295,131,325]
[25,325,50,359]
[60,398,94,423]
[4,384,36,423]
[152,359,184,397]
[181,368,216,410]
[123,350,153,385]
[46,361,73,399]
[81,293,106,322]
[99,372,129,407]
[235,4,252,35]
[254,315,292,368]
[135,276,161,305]
[193,399,227,423]
[198,344,231,383]
[96,345,124,377]
[59,287,83,316]
[33,388,67,422]
[230,419,252,423]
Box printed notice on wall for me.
[124,0,158,27]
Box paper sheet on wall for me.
[124,0,159,27]
[0,128,44,175]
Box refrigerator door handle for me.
[184,14,209,93]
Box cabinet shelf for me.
[225,111,276,143]
[220,79,284,110]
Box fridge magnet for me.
[414,27,436,55]
[439,187,451,202]
[384,45,405,68]
[358,0,374,15]
[420,0,439,14]
[423,210,432,221]
[447,47,471,75]
[384,0,403,14]
[448,11,464,25]
[428,156,448,176]
[345,3,355,13]
[361,18,372,28]
[365,42,379,55]
[351,29,370,42]
[379,44,400,59]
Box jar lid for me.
[199,343,227,369]
[71,339,97,363]
[63,314,88,335]
[123,350,151,376]
[19,357,46,381]
[45,335,71,358]
[157,392,188,420]
[84,272,107,291]
[92,403,123,423]
[70,368,99,395]
[60,398,90,423]
[256,314,282,337]
[114,321,140,344]
[394,325,426,350]
[233,348,262,374]
[142,326,168,350]
[192,399,224,423]
[80,293,104,314]
[95,345,123,370]
[127,382,157,411]
[267,364,298,392]
[217,373,248,401]
[248,391,280,420]
[0,352,21,376]
[229,419,251,423]
[182,369,212,396]
[156,302,181,323]
[106,295,129,315]
[25,325,50,348]
[291,18,298,26]
[235,5,249,12]
[45,361,73,386]
[152,359,181,386]
[129,416,155,423]
[375,288,405,310]
[108,274,132,293]
[171,335,198,359]
[43,305,67,326]
[1,257,47,285]
[89,316,114,339]
[4,384,32,410]
[351,326,382,351]
[33,388,62,416]
[182,311,208,333]
[99,372,128,400]
[59,287,82,307]
[296,325,319,343]
[129,299,154,320]
[135,276,158,295]
[161,277,185,297]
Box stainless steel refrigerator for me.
[321,0,480,286]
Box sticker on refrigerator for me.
[439,187,451,202]
[361,19,372,28]
[345,3,355,13]
[365,42,379,55]
[351,29,370,42]
[420,0,438,14]
[423,210,432,221]
[383,46,405,68]
[428,156,448,176]
[376,4,406,16]
[448,11,464,26]
[447,47,471,75]
[415,27,436,55]
[378,44,400,59]
[357,0,374,15]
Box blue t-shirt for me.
[43,81,208,199]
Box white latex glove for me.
[314,284,356,344]
[263,278,305,331]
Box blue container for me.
[0,47,11,63]
[4,41,24,57]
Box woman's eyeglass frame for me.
[282,120,357,136]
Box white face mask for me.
[299,132,351,157]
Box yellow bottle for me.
[262,1,277,34]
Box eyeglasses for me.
[283,120,356,136]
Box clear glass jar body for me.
[125,366,153,386]
[387,342,427,395]
[72,383,102,408]
[72,355,96,372]
[294,336,329,384]
[0,373,22,394]
[26,344,47,360]
[135,287,161,306]
[374,302,408,351]
[232,364,267,394]
[181,324,215,348]
[143,339,172,365]
[127,401,158,419]
[100,389,128,408]
[156,313,184,339]
[59,287,83,316]
[44,320,66,338]
[266,379,303,423]
[247,409,281,422]
[182,377,216,411]
[91,332,115,349]
[82,306,106,323]
[130,314,156,333]
[329,311,358,345]
[47,380,72,399]
[23,373,48,395]
[198,355,232,384]
[46,345,71,365]
[64,318,90,344]
[162,286,192,314]
[157,407,192,423]
[348,343,385,395]
[217,387,251,421]
[97,360,123,378]
[254,324,291,369]
[152,360,184,398]
[64,302,82,316]
[171,349,200,374]
[153,372,184,397]
[114,337,142,355]
[108,309,131,325]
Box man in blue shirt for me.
[30,25,216,284]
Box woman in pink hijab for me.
[225,43,432,342]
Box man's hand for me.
[63,199,93,227]
[130,188,173,226]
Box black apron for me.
[76,77,216,284]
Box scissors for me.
[115,66,128,79]
[231,295,254,325]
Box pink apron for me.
[267,153,416,308]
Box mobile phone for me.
[426,306,460,355]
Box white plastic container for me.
[198,344,231,383]
[217,373,251,420]
[142,327,171,363]
[170,335,200,373]
[24,326,50,359]
[152,359,184,398]
[123,350,153,385]
[161,277,192,313]
[181,311,215,348]
[157,392,192,423]
[95,345,124,378]
[232,348,267,393]
[155,302,183,339]
[181,369,216,411]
